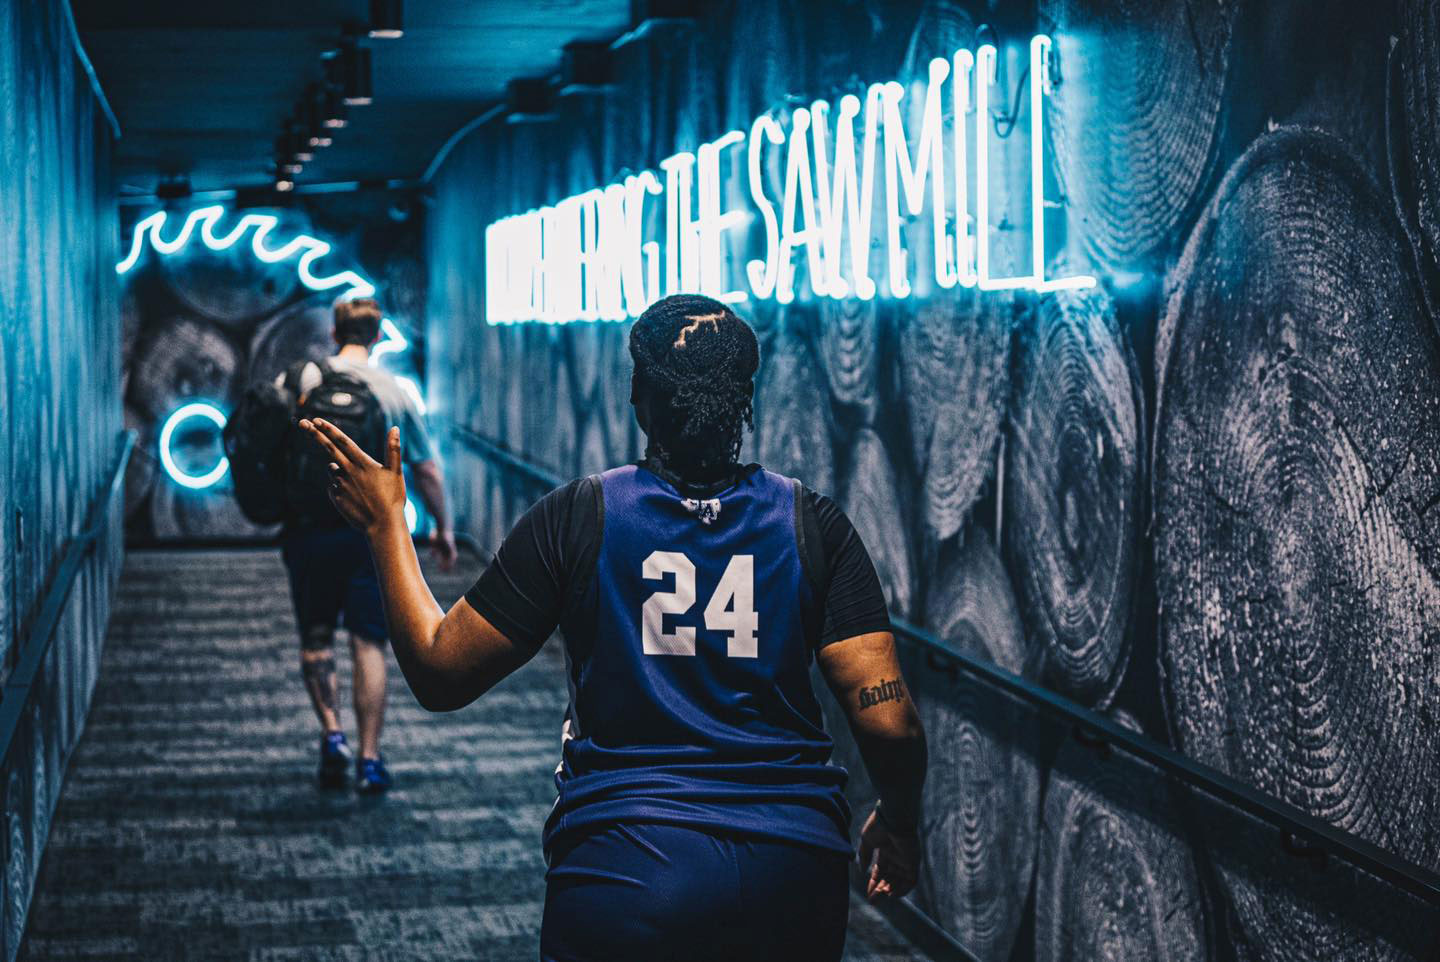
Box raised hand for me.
[299,418,407,535]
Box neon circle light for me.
[158,402,230,489]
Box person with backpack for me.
[276,296,455,793]
[300,295,926,959]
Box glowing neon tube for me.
[158,402,230,490]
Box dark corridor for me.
[7,0,1440,960]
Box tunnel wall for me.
[0,0,122,954]
[117,192,427,543]
[425,1,1440,958]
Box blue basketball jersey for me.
[545,464,852,855]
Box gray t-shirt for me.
[277,356,436,466]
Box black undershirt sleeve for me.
[799,486,893,647]
[463,476,601,651]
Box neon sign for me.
[119,205,376,296]
[485,35,1093,324]
[119,206,427,496]
[155,398,421,532]
[158,402,230,489]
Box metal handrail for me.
[445,423,1440,908]
[449,422,569,490]
[0,431,134,764]
[893,618,1440,907]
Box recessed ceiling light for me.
[322,86,348,129]
[368,0,404,38]
[338,41,373,106]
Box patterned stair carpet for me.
[21,549,924,961]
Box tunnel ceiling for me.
[73,0,631,196]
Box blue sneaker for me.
[356,756,391,795]
[318,732,353,789]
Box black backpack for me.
[285,359,389,527]
[222,378,297,525]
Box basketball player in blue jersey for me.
[300,294,928,961]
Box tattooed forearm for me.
[857,678,908,711]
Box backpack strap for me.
[282,360,313,398]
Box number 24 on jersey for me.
[641,550,758,658]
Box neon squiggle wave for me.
[115,205,414,369]
[117,205,375,297]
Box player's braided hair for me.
[629,294,760,479]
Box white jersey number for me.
[641,551,758,658]
[641,551,697,655]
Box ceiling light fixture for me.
[303,87,333,147]
[274,134,303,173]
[156,174,192,202]
[322,85,348,129]
[368,0,403,39]
[284,124,315,162]
[505,77,556,123]
[337,40,373,105]
[560,41,613,91]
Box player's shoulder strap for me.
[557,473,606,619]
[790,478,829,599]
[585,472,605,537]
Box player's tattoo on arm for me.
[857,677,909,711]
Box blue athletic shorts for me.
[540,822,850,962]
[280,526,388,643]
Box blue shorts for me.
[280,526,388,643]
[540,822,850,962]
